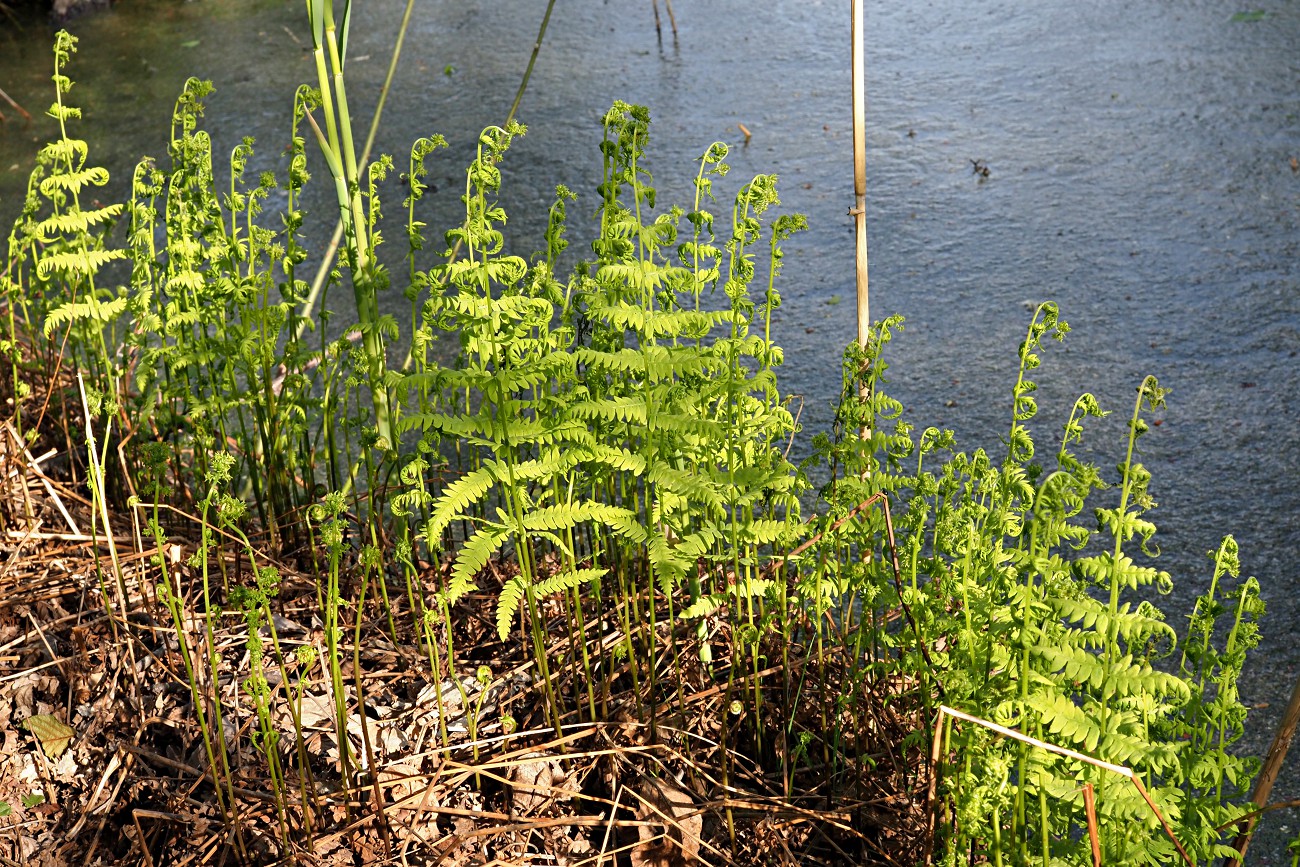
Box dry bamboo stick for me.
[851,0,870,356]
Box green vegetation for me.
[0,25,1284,866]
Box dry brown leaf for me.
[631,776,701,867]
[378,762,422,802]
[11,676,35,718]
[510,752,555,815]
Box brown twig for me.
[0,85,32,123]
[1082,782,1100,867]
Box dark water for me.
[2,0,1297,857]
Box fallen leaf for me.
[21,714,74,759]
[631,777,701,866]
[510,752,556,815]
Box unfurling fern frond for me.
[38,165,110,197]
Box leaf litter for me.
[0,362,930,865]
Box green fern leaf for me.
[35,247,124,280]
[647,461,723,512]
[38,165,109,196]
[37,137,88,165]
[680,593,725,620]
[1026,691,1104,752]
[522,500,629,533]
[34,203,123,238]
[450,525,509,598]
[532,567,606,598]
[570,396,647,425]
[43,294,128,336]
[496,575,526,641]
[587,444,648,475]
[729,576,775,602]
[425,464,497,540]
[166,270,206,294]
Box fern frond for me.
[739,518,799,547]
[532,567,606,598]
[34,203,123,238]
[646,410,723,439]
[523,500,634,533]
[643,309,718,341]
[1077,551,1167,591]
[646,527,686,589]
[398,410,489,439]
[674,526,723,560]
[35,247,125,280]
[574,347,644,374]
[729,576,775,602]
[680,593,725,620]
[450,526,509,597]
[43,294,128,336]
[1096,507,1158,547]
[425,464,497,540]
[166,270,206,294]
[587,444,648,475]
[1026,691,1105,752]
[570,396,647,425]
[1052,598,1178,648]
[482,255,529,286]
[37,137,88,165]
[496,575,526,641]
[38,165,109,196]
[647,461,723,512]
[503,451,584,482]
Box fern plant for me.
[386,102,808,739]
[800,307,1266,865]
[1168,536,1263,857]
[5,27,1275,862]
[6,32,128,435]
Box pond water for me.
[1,0,1297,856]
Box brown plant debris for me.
[0,363,931,866]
